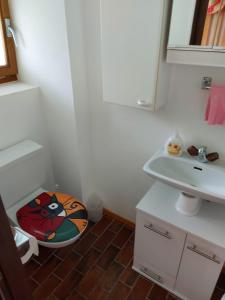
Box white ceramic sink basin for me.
[143,150,225,215]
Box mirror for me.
[168,0,225,49]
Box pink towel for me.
[205,85,225,125]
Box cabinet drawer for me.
[175,234,225,300]
[134,210,186,277]
[133,256,176,289]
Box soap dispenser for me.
[165,131,183,156]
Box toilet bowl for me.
[1,140,88,248]
[7,188,88,248]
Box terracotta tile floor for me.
[24,214,225,300]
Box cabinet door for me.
[175,234,224,300]
[134,210,186,278]
[133,255,176,289]
[100,0,164,110]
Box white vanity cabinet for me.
[134,211,186,288]
[133,182,225,300]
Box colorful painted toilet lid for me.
[16,192,88,243]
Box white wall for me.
[9,0,83,198]
[8,0,225,223]
[64,0,94,203]
[82,0,225,221]
[0,84,54,190]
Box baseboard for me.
[103,208,135,230]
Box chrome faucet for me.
[187,145,219,163]
[197,146,208,163]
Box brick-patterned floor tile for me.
[47,294,58,300]
[129,232,135,244]
[33,274,61,300]
[54,270,82,300]
[102,261,124,291]
[211,288,225,300]
[34,246,55,264]
[116,241,133,266]
[109,220,124,233]
[93,230,115,252]
[67,291,86,300]
[33,255,61,283]
[113,227,133,248]
[76,248,101,274]
[149,284,168,300]
[106,281,131,300]
[97,245,119,270]
[83,220,95,234]
[91,215,113,236]
[127,277,153,300]
[54,251,81,279]
[28,278,39,291]
[216,272,225,290]
[120,262,139,286]
[24,259,40,277]
[73,232,97,255]
[78,266,104,297]
[167,293,182,300]
[88,286,109,300]
[55,244,75,260]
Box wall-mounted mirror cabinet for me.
[167,0,225,67]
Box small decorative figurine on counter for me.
[165,130,183,156]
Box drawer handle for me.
[140,267,163,283]
[144,224,172,239]
[187,245,220,264]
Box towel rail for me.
[201,77,212,90]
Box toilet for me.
[2,140,88,248]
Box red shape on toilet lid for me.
[16,192,88,243]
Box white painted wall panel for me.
[0,84,54,191]
[83,0,225,221]
[9,0,82,198]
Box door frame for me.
[0,196,32,300]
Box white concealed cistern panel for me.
[0,140,43,172]
[0,140,45,209]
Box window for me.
[0,0,17,83]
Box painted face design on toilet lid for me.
[16,192,88,243]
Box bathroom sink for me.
[143,150,225,215]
